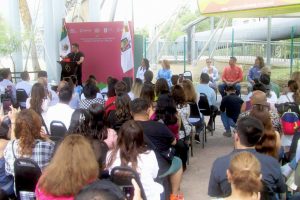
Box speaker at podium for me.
[57,59,78,81]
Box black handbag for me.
[275,95,300,116]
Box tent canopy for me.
[198,0,300,17]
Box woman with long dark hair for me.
[247,56,265,93]
[155,78,170,100]
[106,120,163,200]
[26,83,49,117]
[68,104,117,169]
[136,58,150,82]
[107,93,132,131]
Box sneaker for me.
[223,131,232,137]
[170,194,184,200]
[194,134,201,144]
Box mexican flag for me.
[59,20,70,58]
[120,23,133,73]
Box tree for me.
[19,0,41,71]
[0,17,22,73]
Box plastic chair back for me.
[50,121,67,142]
[14,158,42,198]
[198,93,211,116]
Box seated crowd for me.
[0,55,299,200]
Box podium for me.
[57,61,78,81]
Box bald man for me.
[241,91,268,113]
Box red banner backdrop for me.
[66,22,134,83]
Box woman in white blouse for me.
[278,80,300,105]
[136,58,150,82]
[201,58,219,89]
[106,120,163,200]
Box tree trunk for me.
[19,0,41,72]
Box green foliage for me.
[0,17,22,57]
[135,27,149,37]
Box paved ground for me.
[181,115,233,200]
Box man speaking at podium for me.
[65,43,85,85]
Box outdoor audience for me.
[1,61,300,200]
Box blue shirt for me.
[247,65,261,83]
[196,83,216,106]
[201,66,219,83]
[208,149,285,198]
[157,69,172,86]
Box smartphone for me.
[110,167,145,200]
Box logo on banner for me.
[120,23,133,73]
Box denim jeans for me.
[220,112,236,132]
[218,83,241,97]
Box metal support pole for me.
[143,37,147,58]
[266,17,272,66]
[196,17,225,64]
[184,37,186,72]
[290,26,295,77]
[231,28,234,57]
[209,17,215,54]
[109,0,118,21]
[209,18,228,58]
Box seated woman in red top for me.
[218,57,243,97]
[35,134,99,200]
[105,80,128,116]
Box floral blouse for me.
[177,104,192,139]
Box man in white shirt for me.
[0,69,16,102]
[16,71,32,107]
[45,83,74,131]
[16,71,32,95]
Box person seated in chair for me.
[196,73,218,131]
[130,99,183,199]
[16,71,32,108]
[218,57,243,97]
[45,84,74,131]
[201,58,219,90]
[208,116,285,199]
[0,69,16,103]
[220,86,243,137]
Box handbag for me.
[276,95,300,116]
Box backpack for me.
[281,110,300,135]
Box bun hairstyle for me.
[228,152,262,196]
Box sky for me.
[101,0,198,28]
[0,0,198,29]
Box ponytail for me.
[229,152,262,196]
[231,169,262,195]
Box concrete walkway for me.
[181,116,233,200]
